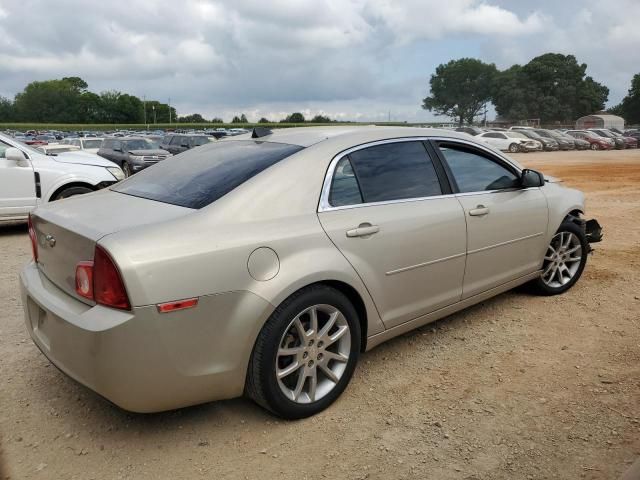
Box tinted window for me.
[124,139,159,150]
[170,135,184,145]
[192,136,209,147]
[113,140,304,209]
[329,157,363,207]
[439,145,519,193]
[345,142,442,203]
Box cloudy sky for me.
[0,0,638,122]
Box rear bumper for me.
[20,262,273,412]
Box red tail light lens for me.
[27,214,38,262]
[94,246,130,310]
[74,246,131,310]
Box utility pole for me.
[143,95,147,128]
[168,97,172,124]
[152,105,156,125]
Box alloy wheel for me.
[276,304,351,404]
[541,231,583,288]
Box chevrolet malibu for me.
[21,127,602,419]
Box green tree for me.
[209,117,223,123]
[14,77,91,122]
[492,53,608,123]
[310,114,331,123]
[240,113,248,123]
[283,112,305,123]
[178,113,207,123]
[258,117,270,123]
[615,73,640,124]
[422,58,497,126]
[144,100,175,124]
[0,96,15,121]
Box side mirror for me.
[5,147,28,164]
[521,169,545,188]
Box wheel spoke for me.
[292,369,307,401]
[324,350,348,364]
[278,346,304,358]
[309,306,318,335]
[565,256,581,264]
[566,245,581,255]
[294,318,307,340]
[563,233,572,249]
[318,311,338,338]
[326,325,349,346]
[277,361,302,379]
[308,369,317,402]
[319,363,339,383]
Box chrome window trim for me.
[318,136,525,213]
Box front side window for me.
[343,141,442,204]
[438,144,519,193]
[113,140,304,209]
[124,139,159,150]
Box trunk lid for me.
[32,189,192,303]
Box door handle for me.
[468,205,489,216]
[346,223,380,238]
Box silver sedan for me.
[21,126,602,418]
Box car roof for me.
[226,125,474,148]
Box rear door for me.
[318,140,467,328]
[433,141,548,298]
[0,141,36,218]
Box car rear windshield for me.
[112,140,304,209]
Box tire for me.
[590,143,599,150]
[52,186,93,201]
[122,162,132,177]
[246,284,361,419]
[528,221,588,296]
[508,143,520,153]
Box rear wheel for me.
[246,285,361,419]
[52,185,93,200]
[590,143,599,150]
[508,143,520,153]
[529,222,588,296]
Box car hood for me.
[128,149,170,156]
[52,151,117,167]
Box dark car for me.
[511,128,559,151]
[454,126,485,136]
[534,129,573,151]
[624,129,640,143]
[98,137,171,177]
[545,130,577,150]
[588,129,625,149]
[608,130,638,149]
[161,134,211,155]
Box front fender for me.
[42,173,112,202]
[541,182,585,243]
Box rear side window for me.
[329,157,363,207]
[438,145,519,193]
[113,140,304,209]
[346,141,442,203]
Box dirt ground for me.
[1,149,639,480]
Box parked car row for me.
[455,126,638,152]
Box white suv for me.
[0,133,124,224]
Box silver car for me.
[20,127,602,418]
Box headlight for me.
[129,155,145,161]
[106,166,125,181]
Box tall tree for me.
[492,53,608,123]
[422,58,497,126]
[283,112,305,123]
[0,96,14,122]
[614,73,640,124]
[14,77,90,122]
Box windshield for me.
[123,139,160,150]
[113,140,304,209]
[83,139,103,149]
[192,136,210,146]
[534,130,553,139]
[506,132,528,139]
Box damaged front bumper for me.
[585,219,603,244]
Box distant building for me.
[575,113,625,130]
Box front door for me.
[434,141,549,298]
[318,140,467,328]
[0,142,36,219]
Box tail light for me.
[27,214,38,262]
[75,246,131,310]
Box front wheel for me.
[246,285,361,419]
[529,222,588,295]
[122,162,132,177]
[590,143,599,150]
[52,185,93,200]
[508,143,520,153]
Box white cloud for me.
[0,0,636,121]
